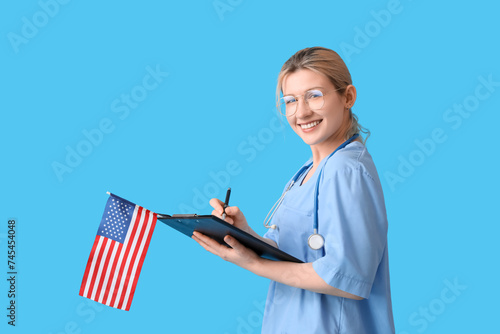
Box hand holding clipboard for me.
[158,188,302,263]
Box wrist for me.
[247,256,266,277]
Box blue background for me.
[1,0,499,333]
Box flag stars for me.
[98,199,137,242]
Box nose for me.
[294,97,313,119]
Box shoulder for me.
[322,141,380,184]
[320,142,387,216]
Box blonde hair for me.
[276,46,370,144]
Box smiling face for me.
[282,68,353,151]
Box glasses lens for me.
[279,96,297,116]
[305,90,324,110]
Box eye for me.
[283,96,297,104]
[306,90,323,99]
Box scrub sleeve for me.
[312,161,388,299]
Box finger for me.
[211,208,228,218]
[211,208,234,225]
[193,231,227,252]
[224,235,244,252]
[193,231,212,243]
[192,232,220,253]
[209,198,225,214]
[192,234,220,256]
[224,206,241,218]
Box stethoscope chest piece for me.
[308,232,325,250]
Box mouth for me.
[298,119,323,131]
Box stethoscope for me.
[263,134,360,250]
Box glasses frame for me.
[278,88,343,117]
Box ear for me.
[344,85,357,109]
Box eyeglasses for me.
[278,88,341,117]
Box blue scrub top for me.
[262,141,395,334]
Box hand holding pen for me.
[209,189,252,234]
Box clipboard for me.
[158,214,303,263]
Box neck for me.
[310,136,346,167]
[310,133,360,167]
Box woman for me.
[192,46,395,333]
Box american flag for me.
[79,193,157,311]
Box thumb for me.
[224,235,242,251]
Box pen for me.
[221,187,231,220]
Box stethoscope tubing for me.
[312,133,359,231]
[263,134,360,248]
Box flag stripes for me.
[79,196,157,311]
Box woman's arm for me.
[192,231,363,300]
[200,198,361,299]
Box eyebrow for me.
[283,86,325,96]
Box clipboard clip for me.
[157,213,199,219]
